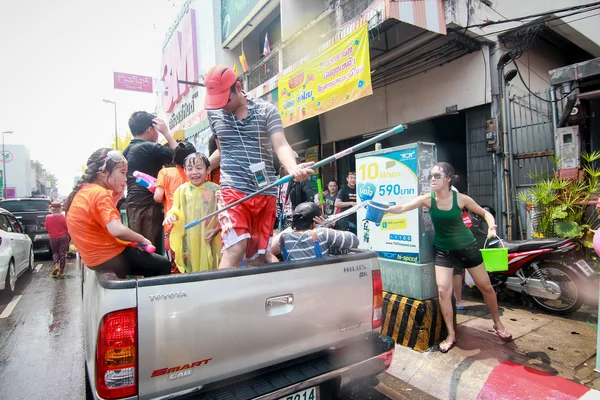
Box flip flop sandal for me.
[493,325,513,342]
[456,305,465,311]
[439,339,456,353]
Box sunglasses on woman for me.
[428,172,445,180]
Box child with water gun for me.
[163,153,221,273]
[65,148,171,278]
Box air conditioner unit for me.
[556,126,581,169]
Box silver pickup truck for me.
[83,250,395,400]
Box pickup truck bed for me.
[83,250,394,400]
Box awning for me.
[387,0,446,35]
[172,130,186,141]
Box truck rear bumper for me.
[175,334,395,400]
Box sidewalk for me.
[386,294,600,399]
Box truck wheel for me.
[531,262,583,315]
[5,259,16,293]
[27,247,34,273]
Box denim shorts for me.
[434,241,483,271]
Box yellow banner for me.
[278,24,372,127]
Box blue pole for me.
[185,124,407,229]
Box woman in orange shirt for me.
[64,148,171,278]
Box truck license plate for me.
[575,260,595,277]
[279,386,318,400]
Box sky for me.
[0,0,182,196]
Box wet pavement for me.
[0,254,432,400]
[387,288,600,400]
[0,254,84,400]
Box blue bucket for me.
[365,201,389,223]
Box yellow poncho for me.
[168,181,222,273]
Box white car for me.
[0,208,34,293]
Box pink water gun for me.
[133,171,157,193]
[128,242,156,254]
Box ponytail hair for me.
[174,141,196,167]
[433,162,459,191]
[64,148,116,213]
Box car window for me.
[0,200,51,212]
[6,215,23,233]
[0,215,14,233]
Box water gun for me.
[128,242,156,254]
[133,171,156,193]
[317,178,324,214]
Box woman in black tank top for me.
[387,162,512,353]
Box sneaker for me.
[51,267,59,276]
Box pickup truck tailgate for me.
[136,253,378,399]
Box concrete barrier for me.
[382,291,451,351]
[379,258,438,300]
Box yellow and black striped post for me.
[381,291,453,352]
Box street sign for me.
[114,72,153,93]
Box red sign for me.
[114,72,154,93]
[160,9,199,113]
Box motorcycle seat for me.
[492,237,573,253]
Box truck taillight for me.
[96,308,137,399]
[372,270,383,330]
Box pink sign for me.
[114,72,154,93]
[160,9,199,113]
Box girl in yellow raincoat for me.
[163,153,221,273]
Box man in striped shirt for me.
[205,65,314,268]
[271,202,359,261]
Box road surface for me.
[0,255,434,400]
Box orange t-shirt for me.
[209,166,220,186]
[156,166,188,213]
[66,183,126,267]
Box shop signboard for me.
[356,142,436,264]
[114,72,153,93]
[221,0,261,43]
[159,6,200,130]
[278,24,372,128]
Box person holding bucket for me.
[386,162,511,353]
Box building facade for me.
[156,0,600,239]
[2,144,32,198]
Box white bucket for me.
[465,270,475,286]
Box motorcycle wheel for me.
[531,262,583,315]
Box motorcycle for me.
[468,206,597,315]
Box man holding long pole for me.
[205,65,314,269]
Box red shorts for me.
[217,188,277,260]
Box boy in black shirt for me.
[335,172,357,234]
[123,111,177,254]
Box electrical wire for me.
[511,59,574,103]
[372,42,466,85]
[476,0,512,23]
[469,5,600,40]
[372,41,458,79]
[464,1,600,28]
[546,10,600,29]
[374,52,470,89]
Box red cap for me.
[204,65,239,110]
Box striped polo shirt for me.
[207,95,282,197]
[281,228,360,261]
